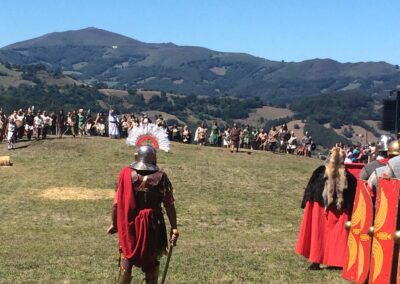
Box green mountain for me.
[1,27,399,103]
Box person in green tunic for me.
[209,121,220,146]
[78,109,86,137]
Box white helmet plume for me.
[127,123,170,152]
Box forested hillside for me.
[1,27,400,103]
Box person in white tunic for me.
[108,109,120,139]
[7,118,16,150]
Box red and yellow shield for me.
[343,179,374,282]
[357,182,374,283]
[368,178,400,284]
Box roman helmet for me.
[388,140,400,157]
[126,123,170,171]
[130,145,159,171]
[376,134,395,152]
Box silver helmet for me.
[130,145,159,171]
[377,134,395,152]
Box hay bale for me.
[0,156,12,166]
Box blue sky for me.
[1,0,399,64]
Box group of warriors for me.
[296,134,400,283]
[194,121,315,156]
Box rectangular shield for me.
[368,178,400,284]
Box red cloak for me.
[116,167,156,268]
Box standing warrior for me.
[108,123,178,284]
[301,131,313,157]
[295,146,357,269]
[359,135,394,181]
[229,123,241,153]
[241,125,251,149]
[7,117,16,150]
[25,108,35,141]
[194,123,207,146]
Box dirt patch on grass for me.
[39,187,114,200]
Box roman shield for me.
[343,179,363,281]
[369,178,400,284]
[356,181,374,284]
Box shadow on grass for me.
[13,144,31,150]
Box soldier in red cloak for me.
[107,145,179,283]
[295,146,357,269]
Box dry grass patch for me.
[39,187,114,201]
[236,106,293,126]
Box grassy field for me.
[0,136,348,283]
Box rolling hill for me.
[1,27,400,103]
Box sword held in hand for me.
[161,229,178,284]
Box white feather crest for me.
[126,123,170,152]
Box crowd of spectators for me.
[0,107,194,150]
[189,121,316,156]
[1,107,319,157]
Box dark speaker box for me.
[382,99,398,131]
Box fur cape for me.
[322,147,348,211]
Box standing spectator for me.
[302,132,313,157]
[182,125,191,144]
[108,109,120,139]
[7,118,16,150]
[250,127,259,150]
[0,109,6,142]
[121,115,129,138]
[241,125,251,149]
[257,129,268,150]
[171,125,181,142]
[34,111,44,140]
[67,111,77,138]
[78,109,86,137]
[16,109,25,140]
[223,127,231,148]
[50,112,57,135]
[95,113,106,136]
[194,123,207,146]
[156,114,167,129]
[287,131,298,154]
[229,123,241,153]
[209,121,220,146]
[56,110,65,138]
[86,114,94,136]
[141,113,151,125]
[268,126,278,152]
[41,111,51,139]
[278,124,289,153]
[129,114,139,129]
[25,108,34,141]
